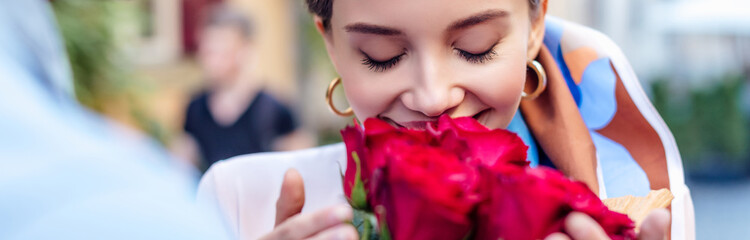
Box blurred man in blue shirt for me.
[0,1,232,239]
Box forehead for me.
[330,0,528,32]
[202,26,246,42]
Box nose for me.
[400,56,464,117]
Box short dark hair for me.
[204,4,254,38]
[306,0,543,31]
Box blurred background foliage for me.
[652,74,750,178]
[52,0,169,144]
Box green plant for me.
[52,0,169,144]
[651,74,749,170]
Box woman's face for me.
[319,0,545,130]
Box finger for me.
[638,208,671,240]
[275,169,306,227]
[565,212,610,240]
[545,232,572,240]
[306,224,358,240]
[271,204,353,239]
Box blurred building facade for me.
[551,0,750,87]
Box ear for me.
[527,0,549,60]
[314,16,337,64]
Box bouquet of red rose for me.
[341,115,637,240]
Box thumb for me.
[565,212,610,240]
[275,168,305,227]
[637,208,671,240]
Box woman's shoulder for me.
[196,143,348,238]
[207,143,346,175]
[200,143,347,197]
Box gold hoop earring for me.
[326,77,354,116]
[522,59,548,100]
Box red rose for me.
[475,166,636,240]
[431,115,529,169]
[341,116,635,240]
[341,123,369,209]
[343,117,485,239]
[341,119,434,209]
[373,142,479,240]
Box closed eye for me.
[456,45,498,64]
[456,48,497,64]
[361,52,406,72]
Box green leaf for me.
[350,152,368,209]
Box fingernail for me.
[331,205,353,222]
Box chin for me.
[476,109,517,130]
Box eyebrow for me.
[343,9,509,36]
[345,23,403,36]
[447,9,509,32]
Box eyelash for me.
[456,47,498,64]
[360,44,498,72]
[361,53,405,72]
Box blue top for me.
[0,1,231,239]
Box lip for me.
[380,109,490,130]
[472,109,491,125]
[399,121,436,130]
[380,116,435,130]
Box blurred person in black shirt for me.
[176,4,312,170]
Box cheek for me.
[338,59,404,121]
[463,55,527,129]
[329,36,408,120]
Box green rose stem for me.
[352,209,378,240]
[375,206,392,240]
[350,152,368,209]
[361,214,371,240]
